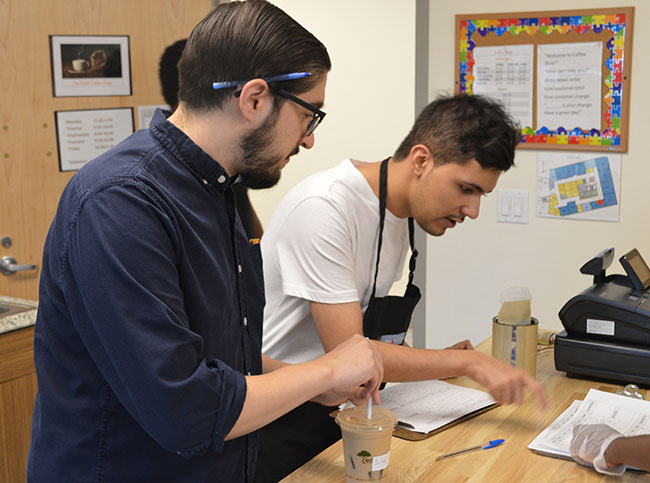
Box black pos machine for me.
[555,247,650,387]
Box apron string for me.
[369,158,418,300]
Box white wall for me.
[426,0,650,349]
[249,0,417,239]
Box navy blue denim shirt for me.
[28,110,264,482]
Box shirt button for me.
[202,179,208,185]
[238,264,242,273]
[247,371,251,376]
[243,317,248,326]
[217,175,226,184]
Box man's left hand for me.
[446,339,474,350]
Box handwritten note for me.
[537,42,603,131]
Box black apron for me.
[362,157,421,344]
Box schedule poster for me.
[472,44,534,130]
[55,108,134,172]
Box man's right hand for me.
[465,351,547,409]
[314,334,383,407]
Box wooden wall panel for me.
[0,0,210,300]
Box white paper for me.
[537,42,603,131]
[378,380,496,434]
[137,105,170,130]
[55,108,134,171]
[529,389,650,460]
[537,152,621,222]
[473,45,534,130]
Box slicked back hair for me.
[178,0,331,113]
[394,94,521,171]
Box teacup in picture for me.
[60,43,121,78]
[71,59,89,73]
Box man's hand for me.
[315,334,383,406]
[466,352,547,408]
[311,386,364,407]
[446,339,474,350]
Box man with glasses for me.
[28,2,382,482]
[257,94,549,481]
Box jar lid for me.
[335,406,397,432]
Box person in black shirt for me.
[28,2,383,481]
[160,38,264,239]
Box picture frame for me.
[50,35,132,97]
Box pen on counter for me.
[435,439,505,461]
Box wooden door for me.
[0,0,211,301]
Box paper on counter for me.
[528,389,650,460]
[378,380,496,434]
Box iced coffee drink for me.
[335,406,398,481]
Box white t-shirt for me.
[261,159,409,364]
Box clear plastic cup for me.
[335,406,398,481]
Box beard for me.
[237,105,292,190]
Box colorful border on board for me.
[458,14,626,148]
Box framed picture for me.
[50,35,132,97]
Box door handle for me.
[0,256,37,276]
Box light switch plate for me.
[497,189,529,224]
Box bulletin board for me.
[455,8,634,152]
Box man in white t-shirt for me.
[254,94,548,482]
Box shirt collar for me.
[149,109,234,190]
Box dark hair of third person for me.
[393,94,521,171]
[178,0,331,113]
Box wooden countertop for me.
[283,339,650,482]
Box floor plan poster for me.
[537,153,621,222]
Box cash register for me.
[555,247,650,387]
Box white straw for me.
[367,398,373,419]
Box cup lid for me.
[335,406,397,432]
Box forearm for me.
[311,300,480,382]
[605,435,650,472]
[375,342,480,382]
[226,359,333,440]
[261,354,289,373]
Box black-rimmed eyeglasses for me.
[212,72,326,136]
[270,87,326,137]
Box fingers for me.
[528,377,548,410]
[446,339,474,350]
[573,424,587,437]
[327,334,384,395]
[484,365,547,409]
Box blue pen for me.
[212,72,311,90]
[435,439,505,461]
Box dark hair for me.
[178,0,331,112]
[159,39,187,110]
[394,94,521,171]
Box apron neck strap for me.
[369,158,418,299]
